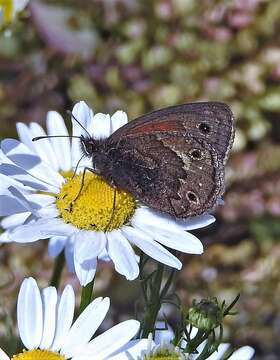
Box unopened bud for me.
[187,298,223,332]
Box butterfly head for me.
[80,135,110,173]
[80,135,102,158]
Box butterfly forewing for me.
[109,102,234,163]
[105,102,234,218]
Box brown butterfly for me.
[75,102,235,219]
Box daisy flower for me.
[0,277,148,360]
[0,0,29,26]
[135,324,255,360]
[0,101,215,285]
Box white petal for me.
[72,101,94,135]
[108,339,153,360]
[48,236,68,257]
[46,111,72,172]
[0,163,57,193]
[36,204,59,219]
[64,239,75,272]
[205,343,229,360]
[74,253,97,286]
[0,348,10,360]
[17,277,43,349]
[133,208,203,254]
[10,218,76,243]
[40,287,58,349]
[51,285,75,352]
[0,195,26,216]
[0,148,11,163]
[13,0,29,13]
[84,320,140,359]
[61,297,110,357]
[73,231,106,263]
[8,186,38,213]
[111,111,128,133]
[30,122,60,171]
[8,189,56,220]
[0,172,26,191]
[1,139,63,189]
[98,247,111,262]
[132,208,190,236]
[122,226,182,270]
[0,230,12,243]
[144,227,203,255]
[107,230,139,280]
[0,212,30,229]
[16,122,37,153]
[71,101,94,167]
[27,193,55,207]
[0,172,27,193]
[154,321,174,345]
[179,214,216,231]
[230,346,255,360]
[188,326,198,340]
[92,113,111,139]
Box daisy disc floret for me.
[0,277,147,360]
[56,172,136,232]
[142,338,186,360]
[0,101,215,286]
[11,350,65,360]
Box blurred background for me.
[0,1,280,358]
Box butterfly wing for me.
[106,102,234,218]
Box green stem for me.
[141,262,165,338]
[185,330,209,355]
[79,279,94,314]
[49,252,65,288]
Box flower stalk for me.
[79,279,95,314]
[140,252,178,338]
[141,262,164,338]
[49,251,65,288]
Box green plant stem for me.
[79,279,94,314]
[185,330,209,355]
[49,251,65,288]
[141,262,165,338]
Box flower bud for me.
[187,298,223,332]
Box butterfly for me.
[76,102,234,219]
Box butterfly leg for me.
[71,155,86,179]
[68,166,96,211]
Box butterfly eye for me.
[187,191,199,203]
[189,149,203,160]
[198,122,211,134]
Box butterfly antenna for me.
[32,135,82,142]
[66,110,92,138]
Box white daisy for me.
[134,325,255,360]
[0,101,215,285]
[0,277,148,360]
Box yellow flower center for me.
[0,0,13,24]
[145,355,179,360]
[144,346,183,360]
[12,350,65,360]
[56,172,136,232]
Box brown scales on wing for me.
[100,102,234,218]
